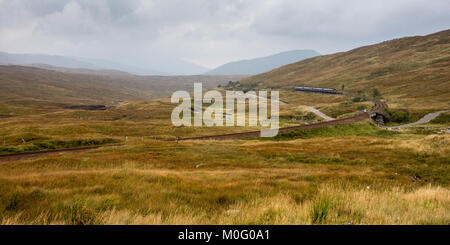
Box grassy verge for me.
[430,112,450,125]
[0,138,120,155]
[260,121,398,141]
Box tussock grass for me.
[1,183,447,225]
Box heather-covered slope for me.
[0,65,245,107]
[242,30,450,109]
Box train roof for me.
[295,86,336,90]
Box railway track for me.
[178,100,388,141]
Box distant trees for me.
[226,81,239,88]
[222,81,258,92]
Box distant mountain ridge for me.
[0,51,209,75]
[206,50,320,75]
[0,51,163,75]
[24,63,134,76]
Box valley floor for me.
[0,92,449,225]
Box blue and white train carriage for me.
[294,86,337,94]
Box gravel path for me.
[303,106,335,121]
[384,110,449,129]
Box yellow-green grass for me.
[0,92,340,149]
[0,129,448,224]
[0,86,449,224]
[317,101,373,119]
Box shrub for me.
[372,88,382,99]
[357,105,367,111]
[5,192,21,211]
[384,109,410,123]
[0,147,19,154]
[32,138,119,150]
[352,97,368,102]
[302,112,317,121]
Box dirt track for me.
[384,110,449,129]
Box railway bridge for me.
[368,100,388,126]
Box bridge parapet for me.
[368,100,388,126]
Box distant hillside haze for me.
[0,51,208,76]
[0,52,93,69]
[206,50,320,75]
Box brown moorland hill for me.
[242,30,450,109]
[0,65,246,107]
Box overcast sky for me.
[0,0,449,69]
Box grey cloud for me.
[251,0,450,38]
[0,0,449,69]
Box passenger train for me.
[294,86,338,94]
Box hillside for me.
[241,30,450,109]
[206,50,320,75]
[0,65,245,108]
